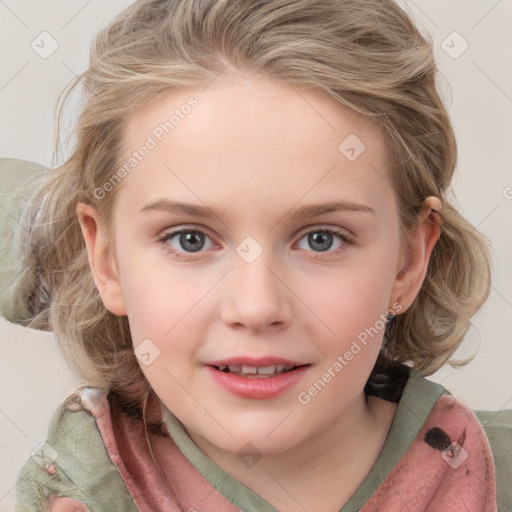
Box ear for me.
[76,203,127,316]
[389,196,442,313]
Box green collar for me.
[159,369,449,512]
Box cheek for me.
[299,261,397,406]
[309,253,398,341]
[116,256,215,389]
[116,244,206,339]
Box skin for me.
[77,71,441,511]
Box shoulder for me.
[475,408,512,511]
[401,371,512,510]
[15,387,138,512]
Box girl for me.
[11,0,511,510]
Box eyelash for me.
[157,225,354,261]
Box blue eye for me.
[159,229,215,260]
[294,229,350,252]
[158,226,353,261]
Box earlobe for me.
[76,203,127,316]
[390,196,442,312]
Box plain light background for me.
[0,0,511,509]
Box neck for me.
[183,392,396,511]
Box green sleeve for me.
[0,158,47,324]
[476,409,512,512]
[15,400,138,512]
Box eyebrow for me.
[139,199,375,220]
[138,199,375,219]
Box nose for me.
[220,251,293,333]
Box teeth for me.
[257,365,277,375]
[216,364,297,376]
[241,365,258,374]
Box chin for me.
[191,418,308,457]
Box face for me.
[87,72,418,458]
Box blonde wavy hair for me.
[14,0,491,417]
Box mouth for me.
[206,357,310,378]
[213,364,302,378]
[205,358,311,399]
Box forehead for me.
[121,72,387,156]
[115,73,395,223]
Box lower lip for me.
[206,365,310,400]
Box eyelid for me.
[158,223,355,259]
[159,223,353,243]
[294,223,354,240]
[158,224,217,241]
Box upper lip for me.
[206,357,309,367]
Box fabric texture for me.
[359,394,496,510]
[0,158,47,323]
[16,369,512,512]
